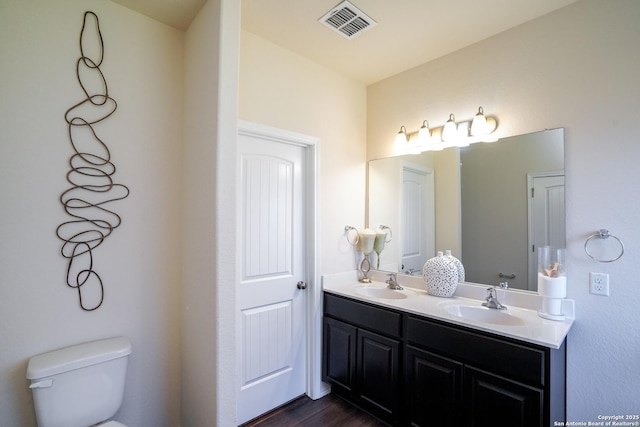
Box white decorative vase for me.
[444,250,465,282]
[423,252,459,297]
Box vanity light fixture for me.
[405,120,434,153]
[441,114,457,142]
[394,125,409,153]
[393,107,498,154]
[470,106,499,142]
[395,125,408,144]
[417,120,430,143]
[418,119,443,151]
[470,106,488,136]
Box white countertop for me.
[322,270,574,349]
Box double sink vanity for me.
[323,127,572,425]
[322,270,574,427]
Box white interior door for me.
[528,174,565,290]
[237,130,307,424]
[400,163,434,274]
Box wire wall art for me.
[56,11,130,311]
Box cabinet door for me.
[465,367,543,427]
[323,317,356,393]
[357,328,401,421]
[405,345,463,427]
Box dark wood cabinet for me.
[323,292,566,427]
[464,366,542,427]
[406,314,565,427]
[323,293,403,423]
[323,317,356,393]
[357,328,401,419]
[405,345,463,426]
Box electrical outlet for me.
[590,272,610,296]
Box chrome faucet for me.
[482,287,506,310]
[386,273,403,290]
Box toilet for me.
[26,336,131,427]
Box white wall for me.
[0,1,183,425]
[368,0,640,418]
[239,30,368,275]
[181,0,240,426]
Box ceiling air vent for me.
[318,1,377,40]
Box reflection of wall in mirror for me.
[460,130,564,290]
[368,155,410,271]
[433,147,461,258]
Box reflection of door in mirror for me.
[401,163,434,274]
[528,174,565,290]
[368,158,435,272]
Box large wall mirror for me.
[368,128,565,292]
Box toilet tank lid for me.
[27,337,132,380]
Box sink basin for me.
[355,286,411,300]
[443,304,526,326]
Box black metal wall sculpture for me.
[56,11,129,311]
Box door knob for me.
[296,281,307,290]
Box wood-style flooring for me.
[241,394,387,427]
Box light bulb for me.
[394,126,408,146]
[418,120,430,143]
[471,106,488,136]
[441,114,457,142]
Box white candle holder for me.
[357,229,376,283]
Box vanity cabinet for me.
[407,315,566,427]
[405,345,463,426]
[323,292,566,427]
[323,293,403,423]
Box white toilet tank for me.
[26,337,131,427]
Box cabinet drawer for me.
[324,293,402,338]
[407,316,546,386]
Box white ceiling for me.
[113,0,577,85]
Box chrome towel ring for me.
[584,229,624,263]
[345,225,359,246]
